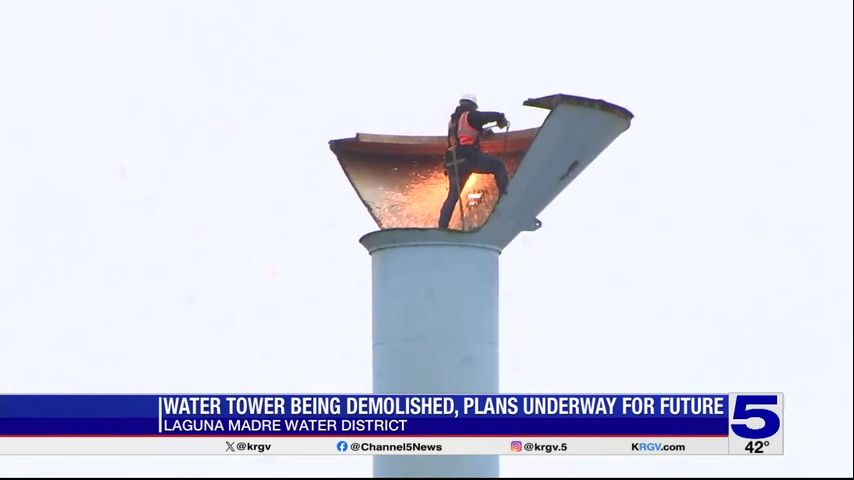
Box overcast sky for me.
[1,0,852,477]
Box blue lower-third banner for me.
[0,393,783,455]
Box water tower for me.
[329,94,633,477]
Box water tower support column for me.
[362,231,500,478]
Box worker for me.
[438,94,510,229]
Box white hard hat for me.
[460,93,478,106]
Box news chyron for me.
[0,393,783,455]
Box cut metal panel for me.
[478,97,633,247]
[524,93,634,121]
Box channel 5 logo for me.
[728,393,784,455]
[510,441,522,452]
[729,394,782,439]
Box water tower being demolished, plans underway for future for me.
[329,94,633,477]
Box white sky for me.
[1,0,851,477]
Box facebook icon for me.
[336,441,348,452]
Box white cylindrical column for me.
[361,230,500,478]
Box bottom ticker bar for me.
[0,436,750,455]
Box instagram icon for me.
[510,441,522,452]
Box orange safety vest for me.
[448,111,479,147]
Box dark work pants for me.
[438,149,508,229]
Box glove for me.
[497,115,509,129]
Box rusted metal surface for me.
[330,128,539,231]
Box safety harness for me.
[444,111,480,230]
